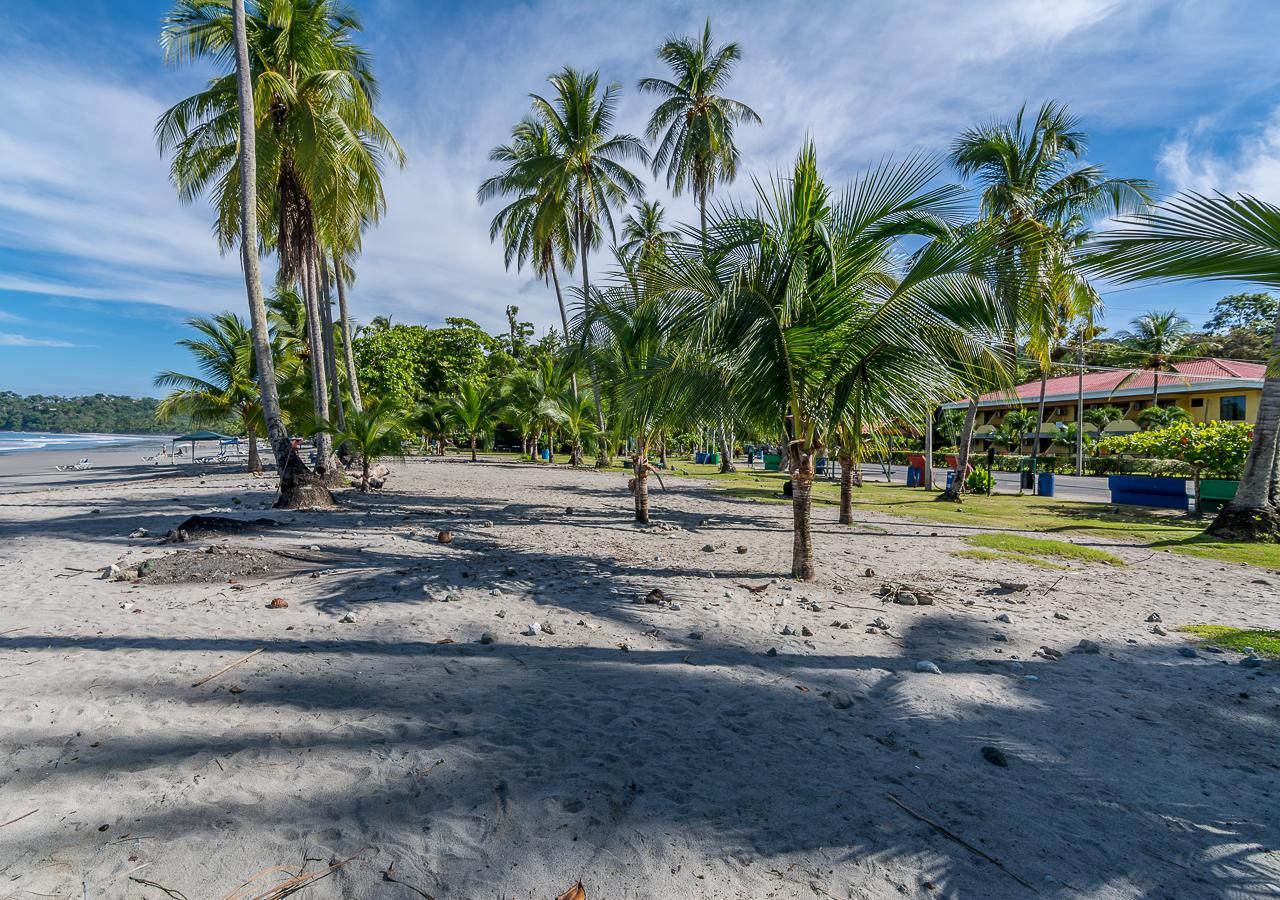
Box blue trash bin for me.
[695,451,708,464]
[540,448,550,461]
[946,470,956,491]
[906,465,920,487]
[1037,472,1055,497]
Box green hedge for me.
[882,450,1193,478]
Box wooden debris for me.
[0,808,37,829]
[886,793,1034,890]
[220,854,357,900]
[191,648,264,688]
[737,582,770,594]
[129,875,191,900]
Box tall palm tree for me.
[158,0,403,480]
[1089,191,1280,540]
[662,143,995,580]
[155,313,265,474]
[529,68,649,463]
[479,117,578,352]
[618,201,677,270]
[639,19,761,243]
[1084,404,1125,432]
[947,101,1151,494]
[1113,310,1194,407]
[195,0,329,507]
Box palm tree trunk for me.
[1152,368,1161,408]
[946,395,980,500]
[1030,369,1048,493]
[634,452,650,524]
[228,0,330,509]
[301,242,334,473]
[361,456,370,492]
[838,453,854,525]
[332,251,363,413]
[922,408,934,490]
[548,259,579,400]
[1075,331,1085,476]
[791,449,816,581]
[717,420,735,473]
[318,252,345,434]
[577,211,610,467]
[1208,310,1280,539]
[246,418,262,474]
[470,434,477,463]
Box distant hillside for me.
[0,392,204,435]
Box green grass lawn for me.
[951,548,1068,569]
[1179,625,1280,656]
[959,532,1125,566]
[658,461,1280,572]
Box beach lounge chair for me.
[54,458,92,472]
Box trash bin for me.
[695,451,707,464]
[946,470,956,491]
[1037,472,1055,497]
[707,452,720,466]
[540,448,550,461]
[1020,468,1035,490]
[906,465,921,487]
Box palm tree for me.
[1114,310,1194,407]
[618,201,677,270]
[947,101,1152,494]
[1089,191,1280,541]
[1000,408,1036,455]
[1052,422,1094,454]
[446,382,498,462]
[184,0,328,507]
[1136,404,1191,430]
[155,313,265,473]
[317,396,409,490]
[1084,405,1126,432]
[158,0,403,480]
[661,143,996,580]
[414,397,451,455]
[530,67,649,463]
[557,389,600,467]
[639,19,761,243]
[479,117,578,353]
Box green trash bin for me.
[763,453,781,472]
[707,452,720,466]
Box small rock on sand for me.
[895,593,918,606]
[1053,612,1069,620]
[980,745,1009,767]
[1073,640,1101,654]
[825,691,855,710]
[478,632,495,644]
[916,660,942,674]
[524,623,542,636]
[1152,625,1167,636]
[1178,646,1197,658]
[339,613,356,624]
[995,613,1012,623]
[267,597,288,609]
[1146,613,1162,623]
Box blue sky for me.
[2,0,1280,397]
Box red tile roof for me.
[967,359,1265,406]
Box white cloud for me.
[3,0,1280,351]
[1160,110,1280,199]
[0,332,77,348]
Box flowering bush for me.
[1096,421,1252,480]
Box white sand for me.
[1,455,1278,899]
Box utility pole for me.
[1075,328,1085,477]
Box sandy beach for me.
[1,454,1278,899]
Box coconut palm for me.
[1000,407,1036,455]
[618,201,677,270]
[155,313,265,474]
[158,0,403,479]
[317,396,409,490]
[639,19,761,243]
[445,381,499,462]
[175,0,328,507]
[557,389,601,467]
[479,117,578,351]
[1113,310,1194,406]
[414,397,451,455]
[946,101,1152,493]
[661,143,994,580]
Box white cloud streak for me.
[0,332,77,348]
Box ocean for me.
[0,431,165,455]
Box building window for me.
[1191,398,1204,408]
[1220,395,1247,421]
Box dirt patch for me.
[137,545,317,585]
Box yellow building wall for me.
[973,387,1260,427]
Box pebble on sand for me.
[916,660,942,674]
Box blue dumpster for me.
[695,451,708,464]
[1037,472,1055,497]
[906,465,921,487]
